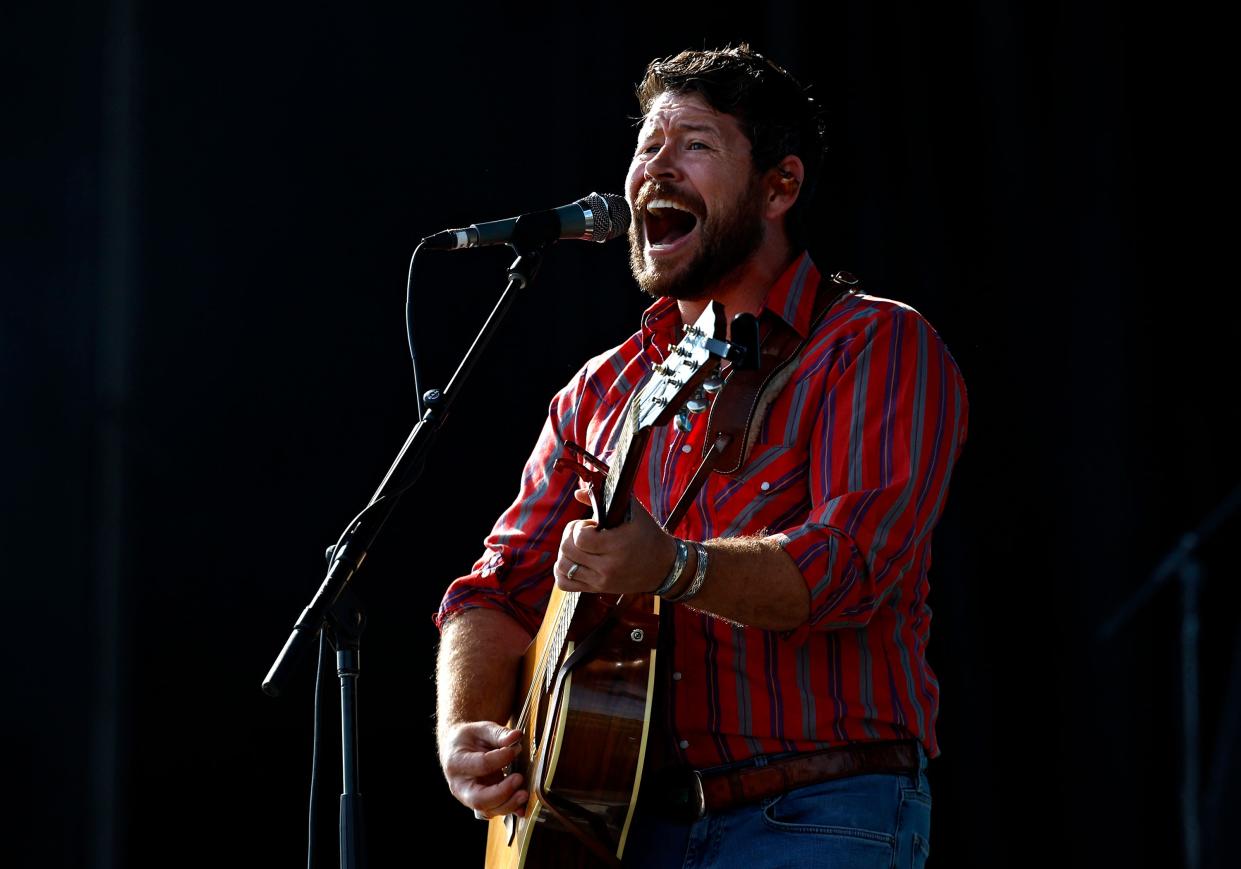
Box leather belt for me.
[647,740,920,822]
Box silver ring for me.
[566,561,580,581]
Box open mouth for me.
[644,198,699,251]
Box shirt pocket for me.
[707,441,812,537]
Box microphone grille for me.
[580,192,632,242]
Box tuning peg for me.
[686,389,709,413]
[675,410,693,433]
[702,374,724,393]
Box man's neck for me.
[676,239,799,334]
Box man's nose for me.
[643,143,681,182]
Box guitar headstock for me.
[636,301,731,430]
[589,302,738,527]
[557,303,753,529]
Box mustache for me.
[634,182,706,217]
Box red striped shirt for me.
[437,253,969,764]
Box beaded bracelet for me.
[665,542,709,603]
[654,537,690,596]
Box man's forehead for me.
[638,91,739,135]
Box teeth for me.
[647,198,691,214]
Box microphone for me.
[420,192,631,251]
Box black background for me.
[4,1,1239,867]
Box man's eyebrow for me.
[674,122,720,134]
[636,120,722,139]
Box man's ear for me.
[764,155,805,221]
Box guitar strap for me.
[662,269,860,534]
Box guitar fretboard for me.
[602,388,646,526]
[545,590,579,692]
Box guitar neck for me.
[599,406,651,530]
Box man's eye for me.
[687,141,709,151]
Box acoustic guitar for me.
[484,301,741,869]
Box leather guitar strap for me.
[663,269,859,534]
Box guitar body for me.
[485,587,661,869]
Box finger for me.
[559,518,584,552]
[466,771,525,815]
[451,720,518,744]
[473,786,530,820]
[451,721,521,753]
[558,537,593,570]
[471,722,521,748]
[492,726,523,749]
[561,536,608,573]
[555,556,591,590]
[447,738,523,778]
[480,740,524,771]
[490,787,531,819]
[568,520,606,555]
[574,488,591,504]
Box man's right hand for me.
[439,721,529,819]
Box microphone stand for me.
[1099,480,1241,869]
[262,238,550,869]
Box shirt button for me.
[679,739,690,750]
[672,671,682,680]
[760,481,771,491]
[681,444,692,454]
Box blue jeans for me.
[622,747,932,868]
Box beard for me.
[628,175,766,301]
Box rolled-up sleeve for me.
[774,304,969,638]
[435,372,589,637]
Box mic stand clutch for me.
[261,240,551,869]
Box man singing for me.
[435,44,967,868]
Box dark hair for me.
[636,44,826,248]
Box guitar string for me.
[511,587,581,767]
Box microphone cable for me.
[307,628,327,869]
[301,237,439,868]
[405,243,427,420]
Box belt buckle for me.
[654,767,708,823]
[689,769,706,821]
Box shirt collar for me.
[638,251,821,347]
[760,251,821,339]
[640,295,682,351]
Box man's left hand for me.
[554,490,676,595]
